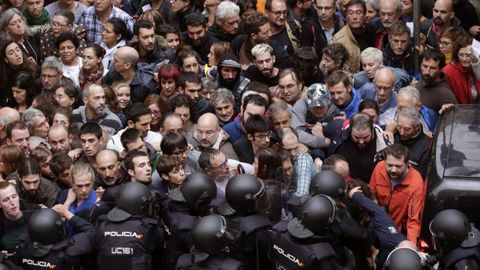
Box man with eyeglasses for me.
[360,67,397,118]
[244,43,280,87]
[301,0,344,58]
[332,0,372,73]
[393,108,431,178]
[233,114,272,164]
[265,0,298,56]
[190,113,239,160]
[40,56,73,92]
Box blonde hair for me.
[71,162,94,184]
[251,43,274,58]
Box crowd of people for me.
[0,0,478,267]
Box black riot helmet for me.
[191,214,227,255]
[181,173,217,207]
[28,208,65,245]
[108,182,153,222]
[288,194,336,239]
[310,170,346,199]
[225,174,268,214]
[429,209,479,253]
[384,247,425,270]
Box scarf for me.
[66,191,97,237]
[23,9,50,26]
[79,64,104,89]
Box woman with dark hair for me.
[12,72,37,113]
[177,48,202,74]
[101,17,133,71]
[0,9,41,65]
[51,106,73,129]
[79,43,106,88]
[205,41,232,78]
[439,27,467,65]
[159,24,181,54]
[56,32,82,86]
[0,38,38,107]
[53,84,82,109]
[254,148,282,180]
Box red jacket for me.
[443,61,480,104]
[369,161,425,243]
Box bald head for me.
[379,0,402,28]
[433,0,454,26]
[0,107,20,126]
[96,149,121,185]
[116,46,139,66]
[195,113,221,147]
[374,67,395,104]
[48,124,71,153]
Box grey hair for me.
[215,1,240,22]
[0,8,33,39]
[83,83,103,97]
[380,0,403,12]
[201,76,218,90]
[0,113,17,126]
[252,43,274,58]
[365,0,380,10]
[397,107,422,127]
[21,108,45,133]
[268,101,291,116]
[41,56,63,72]
[397,86,420,105]
[361,47,383,64]
[210,88,235,107]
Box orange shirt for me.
[369,161,425,243]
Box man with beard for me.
[125,150,153,185]
[335,113,388,182]
[190,113,238,160]
[16,158,60,208]
[265,0,298,56]
[177,72,214,123]
[181,12,218,63]
[421,0,462,49]
[131,19,174,65]
[393,108,431,178]
[415,49,457,114]
[216,53,251,105]
[94,149,127,201]
[72,84,122,135]
[210,88,237,127]
[244,43,280,87]
[369,144,424,244]
[367,0,403,49]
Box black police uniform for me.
[270,220,342,270]
[14,215,95,270]
[162,201,199,270]
[95,214,164,270]
[441,245,480,270]
[176,253,243,270]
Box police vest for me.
[270,221,337,270]
[175,253,242,270]
[96,217,160,270]
[443,245,480,269]
[15,231,93,270]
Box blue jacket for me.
[224,117,244,144]
[335,88,361,119]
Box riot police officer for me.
[13,208,95,269]
[429,209,480,269]
[95,182,164,270]
[270,194,343,269]
[176,214,243,270]
[217,174,272,270]
[383,247,427,270]
[162,173,217,270]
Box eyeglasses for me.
[254,132,272,140]
[396,124,413,133]
[314,5,333,11]
[269,10,288,17]
[209,158,229,170]
[438,40,451,47]
[148,109,161,116]
[51,21,69,28]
